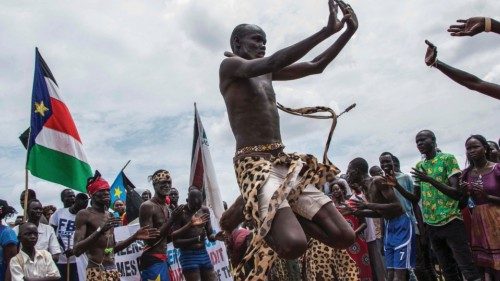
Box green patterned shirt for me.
[416,152,462,226]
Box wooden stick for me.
[23,126,32,222]
[121,160,131,173]
[23,169,29,222]
[66,235,71,281]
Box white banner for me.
[76,223,232,281]
[114,224,142,281]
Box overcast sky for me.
[1,0,498,221]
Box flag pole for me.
[120,160,131,173]
[23,169,29,221]
[23,49,37,222]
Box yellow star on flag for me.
[114,186,123,198]
[148,275,161,281]
[34,101,49,117]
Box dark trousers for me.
[414,232,438,281]
[57,262,79,281]
[427,219,480,281]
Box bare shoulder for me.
[201,206,211,214]
[75,208,90,219]
[372,176,385,184]
[372,176,391,189]
[220,57,243,78]
[75,208,91,225]
[139,200,155,213]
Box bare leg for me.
[387,269,394,281]
[200,269,217,281]
[183,270,201,281]
[298,203,355,249]
[394,269,407,281]
[264,207,308,259]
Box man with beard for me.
[139,170,182,281]
[74,171,159,281]
[173,189,216,281]
[50,193,88,281]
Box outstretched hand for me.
[134,225,160,240]
[351,195,368,210]
[448,17,485,37]
[191,212,210,227]
[424,40,437,66]
[336,0,358,32]
[336,202,354,216]
[410,167,433,184]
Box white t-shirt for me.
[13,223,61,256]
[49,208,77,264]
[350,193,376,243]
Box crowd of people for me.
[0,172,225,281]
[218,131,499,281]
[1,0,498,280]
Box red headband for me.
[87,177,110,196]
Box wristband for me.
[485,18,492,32]
[431,57,438,68]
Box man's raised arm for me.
[220,0,350,80]
[273,0,358,81]
[424,40,500,100]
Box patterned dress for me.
[342,200,373,281]
[462,163,500,275]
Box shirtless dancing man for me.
[219,0,357,279]
[348,156,415,281]
[73,172,159,281]
[139,169,181,281]
[173,189,215,281]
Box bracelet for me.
[485,18,492,32]
[431,58,438,68]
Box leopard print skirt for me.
[301,239,360,281]
[86,267,121,281]
[233,152,339,281]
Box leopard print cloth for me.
[268,258,302,281]
[86,267,121,281]
[301,239,360,281]
[233,152,339,281]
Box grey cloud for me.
[1,0,499,216]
